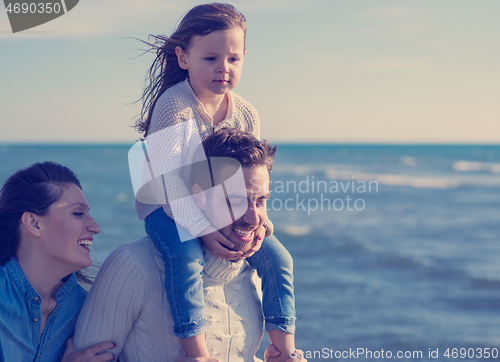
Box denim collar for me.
[5,257,79,303]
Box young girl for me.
[134,3,296,361]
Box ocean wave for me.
[275,164,500,190]
[400,156,417,166]
[281,224,311,236]
[453,160,500,174]
[324,170,461,189]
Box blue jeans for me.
[247,236,296,334]
[145,208,296,338]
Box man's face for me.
[201,165,270,255]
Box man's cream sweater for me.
[75,237,265,362]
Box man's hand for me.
[264,344,307,362]
[61,338,115,362]
[200,226,243,260]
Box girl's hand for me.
[239,226,265,259]
[264,345,307,362]
[61,338,115,362]
[200,227,243,260]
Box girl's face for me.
[36,183,100,274]
[176,27,246,103]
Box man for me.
[74,128,305,362]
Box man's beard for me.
[230,230,259,254]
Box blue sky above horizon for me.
[1,0,499,144]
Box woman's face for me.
[37,183,100,274]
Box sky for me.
[0,0,499,144]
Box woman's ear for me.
[191,184,206,209]
[175,46,189,70]
[21,212,42,237]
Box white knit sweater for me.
[135,79,260,238]
[74,237,264,362]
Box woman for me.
[0,161,114,362]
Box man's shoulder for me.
[104,236,162,273]
[115,235,157,252]
[90,237,164,295]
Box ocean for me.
[1,143,499,361]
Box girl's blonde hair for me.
[136,3,247,136]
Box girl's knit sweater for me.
[134,79,260,238]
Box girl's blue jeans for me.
[145,208,296,339]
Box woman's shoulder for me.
[61,274,87,305]
[0,262,7,278]
[0,258,22,286]
[0,263,9,288]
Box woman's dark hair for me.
[135,3,247,136]
[0,162,93,285]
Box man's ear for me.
[191,184,206,209]
[175,46,189,70]
[21,212,42,237]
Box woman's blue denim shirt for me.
[0,257,86,362]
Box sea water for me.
[1,144,499,361]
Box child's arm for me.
[238,226,265,259]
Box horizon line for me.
[2,140,500,147]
